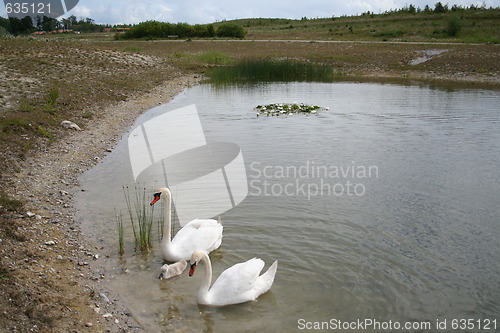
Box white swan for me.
[150,188,223,262]
[189,250,278,306]
[158,260,188,280]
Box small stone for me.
[85,322,93,327]
[61,120,82,131]
[99,293,110,303]
[103,313,113,319]
[45,241,56,246]
[26,212,35,217]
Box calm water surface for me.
[76,82,500,332]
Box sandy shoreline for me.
[1,74,200,332]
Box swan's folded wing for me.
[171,219,223,255]
[209,258,265,304]
[172,219,219,241]
[174,219,217,237]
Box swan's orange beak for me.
[150,193,161,206]
[189,263,197,277]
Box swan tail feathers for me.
[262,260,278,282]
[253,260,278,298]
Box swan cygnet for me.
[158,260,188,280]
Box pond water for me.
[75,82,500,332]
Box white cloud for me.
[70,5,92,18]
[3,0,500,24]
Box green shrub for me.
[0,26,12,38]
[119,21,216,39]
[446,15,463,36]
[216,23,246,38]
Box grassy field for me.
[231,8,500,43]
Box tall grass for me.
[205,58,336,85]
[196,51,233,65]
[124,46,142,53]
[42,86,59,115]
[0,192,23,212]
[46,86,59,106]
[122,186,155,253]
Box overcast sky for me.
[1,0,499,25]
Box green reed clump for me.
[116,212,125,256]
[205,58,336,85]
[122,186,155,253]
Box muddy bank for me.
[0,74,200,332]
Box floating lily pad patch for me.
[255,103,329,116]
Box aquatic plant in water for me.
[115,186,166,255]
[122,186,155,253]
[255,103,328,116]
[116,212,125,256]
[206,59,336,85]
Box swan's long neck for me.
[198,252,213,303]
[161,190,172,249]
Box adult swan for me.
[189,250,278,306]
[150,188,223,262]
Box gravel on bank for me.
[0,74,200,332]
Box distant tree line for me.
[1,3,496,37]
[0,14,109,35]
[361,2,494,16]
[0,14,247,39]
[117,20,246,39]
